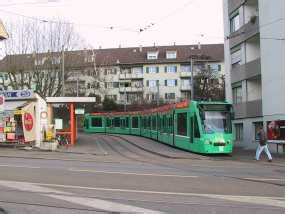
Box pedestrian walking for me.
[255,127,273,162]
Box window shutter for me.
[165,66,167,73]
[175,80,177,86]
[165,93,167,99]
[156,67,159,73]
[146,80,149,86]
[156,80,159,86]
[146,67,149,73]
[174,66,177,72]
[218,64,221,71]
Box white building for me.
[223,0,285,150]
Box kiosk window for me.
[91,118,102,127]
[177,113,187,136]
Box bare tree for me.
[194,65,225,101]
[0,18,86,97]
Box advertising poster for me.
[267,120,285,140]
[22,103,36,142]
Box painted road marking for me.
[1,180,285,209]
[0,164,41,169]
[68,168,199,178]
[0,180,163,213]
[244,177,285,181]
[48,194,164,214]
[0,180,71,195]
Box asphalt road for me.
[0,133,284,213]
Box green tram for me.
[83,100,234,154]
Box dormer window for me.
[147,51,158,60]
[166,51,177,59]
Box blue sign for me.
[0,90,34,100]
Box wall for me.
[259,0,285,118]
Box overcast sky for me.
[0,0,224,49]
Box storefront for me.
[0,90,48,147]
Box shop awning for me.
[4,101,28,111]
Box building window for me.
[208,64,221,72]
[146,66,159,73]
[254,122,263,141]
[231,49,241,66]
[235,123,243,141]
[165,79,177,87]
[146,80,159,87]
[232,86,242,104]
[133,67,143,75]
[91,118,102,127]
[177,113,187,136]
[181,65,191,72]
[165,65,177,73]
[230,13,240,33]
[147,51,158,60]
[166,51,177,59]
[165,93,175,100]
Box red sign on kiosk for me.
[24,113,33,131]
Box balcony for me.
[180,72,191,78]
[233,99,262,119]
[229,16,259,48]
[119,87,143,93]
[119,73,143,79]
[231,58,261,83]
[180,85,191,91]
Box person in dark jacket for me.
[255,127,272,162]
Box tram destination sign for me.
[0,90,34,100]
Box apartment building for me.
[0,44,224,105]
[223,0,285,149]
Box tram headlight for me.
[205,140,212,145]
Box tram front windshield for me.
[199,104,232,134]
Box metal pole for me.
[124,71,127,112]
[62,46,65,96]
[157,83,159,106]
[191,57,194,100]
[76,71,79,97]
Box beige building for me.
[0,44,224,104]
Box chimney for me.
[139,45,143,52]
[153,42,156,47]
[198,42,201,50]
[99,46,102,49]
[173,42,176,46]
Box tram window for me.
[114,117,120,127]
[177,113,187,136]
[126,117,129,128]
[157,116,161,130]
[132,117,139,128]
[152,116,157,130]
[194,115,200,138]
[91,118,102,127]
[106,118,111,127]
[163,115,167,132]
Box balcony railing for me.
[180,71,191,78]
[119,73,143,79]
[119,87,143,93]
[231,58,261,83]
[233,99,262,119]
[180,85,191,91]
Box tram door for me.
[189,115,194,144]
